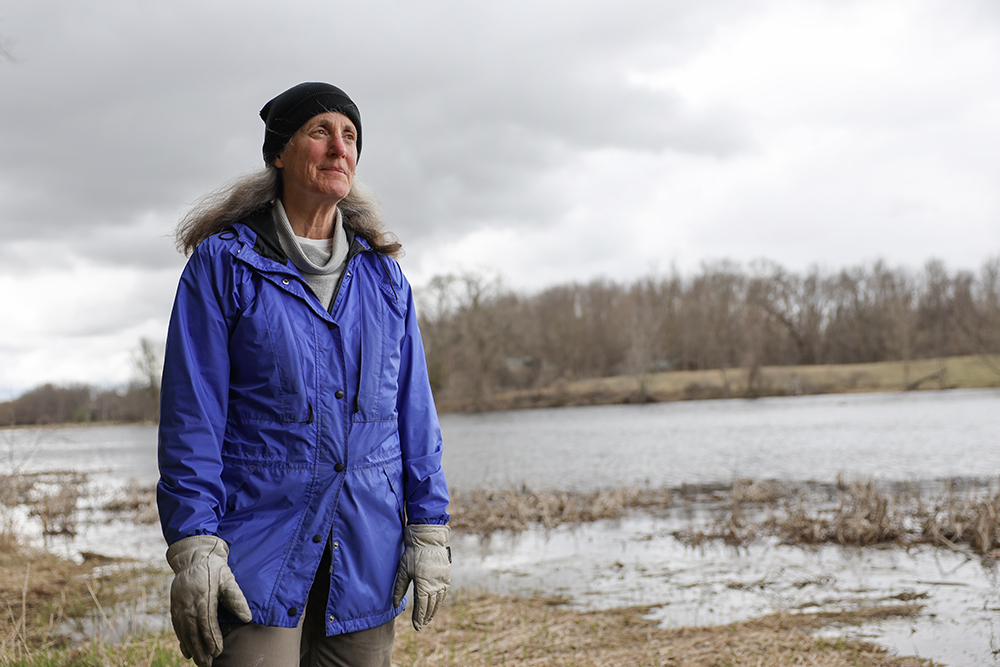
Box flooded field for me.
[2,387,1000,665]
[451,508,1000,667]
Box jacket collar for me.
[239,205,365,264]
[241,207,287,264]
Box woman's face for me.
[275,111,358,207]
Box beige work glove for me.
[166,535,253,667]
[392,524,451,631]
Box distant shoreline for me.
[4,355,998,427]
[437,353,1000,412]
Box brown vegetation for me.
[448,486,673,535]
[0,532,170,664]
[393,591,932,667]
[482,354,998,411]
[0,540,935,667]
[0,471,88,537]
[102,480,160,525]
[0,473,956,666]
[420,258,1000,410]
[674,477,1000,556]
[452,478,1000,557]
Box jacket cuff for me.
[407,517,449,525]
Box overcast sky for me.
[1,0,999,397]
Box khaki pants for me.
[215,542,395,667]
[214,618,395,667]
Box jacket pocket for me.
[228,281,314,424]
[353,282,406,422]
[383,467,405,526]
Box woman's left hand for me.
[392,524,452,631]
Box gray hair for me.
[175,166,402,257]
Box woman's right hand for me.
[166,535,253,667]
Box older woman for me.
[157,82,451,667]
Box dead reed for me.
[0,476,945,667]
[0,470,89,537]
[917,483,1000,553]
[393,590,933,667]
[0,589,933,667]
[102,480,160,524]
[448,485,673,535]
[0,530,170,664]
[761,478,906,547]
[454,478,1000,558]
[674,476,1000,556]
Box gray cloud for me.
[3,0,998,394]
[0,0,755,253]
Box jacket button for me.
[328,615,336,622]
[335,390,345,399]
[288,607,298,617]
[335,463,345,472]
[312,534,322,543]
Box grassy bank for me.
[393,591,933,667]
[0,548,935,667]
[6,478,991,665]
[0,532,171,665]
[442,354,1000,411]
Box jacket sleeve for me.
[156,241,238,545]
[394,271,450,525]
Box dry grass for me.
[470,354,1000,411]
[0,469,974,665]
[0,470,88,537]
[671,477,1000,556]
[393,591,934,667]
[0,486,941,667]
[918,483,1000,554]
[760,479,906,548]
[448,486,673,535]
[2,633,185,667]
[0,590,933,667]
[102,480,160,525]
[454,478,1000,558]
[0,531,171,665]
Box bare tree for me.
[126,337,163,421]
[0,29,17,63]
[416,271,516,409]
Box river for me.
[3,387,999,665]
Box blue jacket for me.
[157,209,449,635]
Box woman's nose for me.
[328,135,347,157]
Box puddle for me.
[8,469,1000,665]
[451,512,1000,667]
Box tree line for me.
[0,338,161,426]
[418,257,1000,408]
[3,256,998,425]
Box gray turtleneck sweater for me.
[273,199,350,311]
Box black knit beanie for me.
[260,82,362,164]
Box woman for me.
[157,82,451,667]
